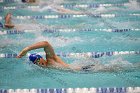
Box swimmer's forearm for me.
[26,41,49,51]
[26,41,55,56]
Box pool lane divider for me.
[0,13,140,20]
[0,50,139,58]
[0,87,140,93]
[0,28,140,35]
[0,2,126,8]
[61,3,125,8]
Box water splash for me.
[26,0,67,13]
[15,23,42,31]
[94,6,108,14]
[90,34,140,45]
[69,57,138,72]
[124,0,140,10]
[34,35,83,47]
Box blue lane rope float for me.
[2,0,16,3]
[0,50,139,58]
[0,30,25,35]
[0,7,4,12]
[97,87,126,93]
[0,22,3,29]
[0,28,139,35]
[1,87,139,93]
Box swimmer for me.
[17,41,69,68]
[50,5,83,14]
[4,13,29,30]
[4,13,14,29]
[22,0,36,3]
[25,0,83,14]
[17,41,95,70]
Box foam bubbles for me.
[39,6,55,12]
[94,6,108,13]
[26,0,65,12]
[69,57,136,72]
[104,57,133,68]
[34,35,83,47]
[15,23,42,31]
[124,0,140,10]
[0,38,15,47]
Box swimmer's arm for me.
[52,6,83,14]
[17,41,55,58]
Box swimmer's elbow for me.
[42,41,53,48]
[42,41,49,46]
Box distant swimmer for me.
[33,5,83,14]
[24,0,83,14]
[17,41,94,71]
[22,0,36,3]
[4,13,14,29]
[50,5,83,14]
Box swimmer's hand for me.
[16,47,29,58]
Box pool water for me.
[0,0,140,89]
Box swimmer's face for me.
[34,58,40,64]
[34,58,47,66]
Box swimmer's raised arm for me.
[4,13,14,29]
[17,41,55,58]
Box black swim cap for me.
[22,0,27,3]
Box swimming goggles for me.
[34,58,40,64]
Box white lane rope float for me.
[0,50,139,58]
[0,13,140,21]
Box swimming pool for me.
[0,0,140,92]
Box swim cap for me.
[29,53,42,63]
[22,0,26,3]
